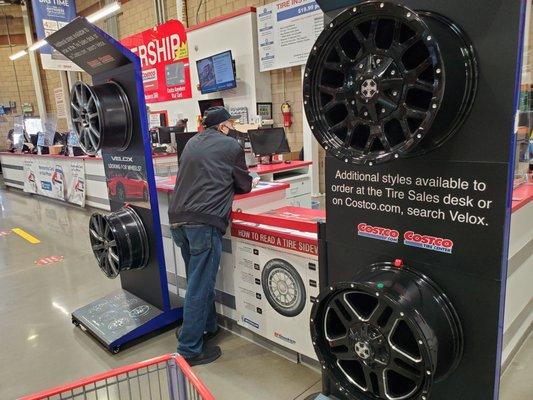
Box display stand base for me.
[71,288,183,354]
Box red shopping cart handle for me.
[20,353,215,400]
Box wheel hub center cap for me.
[278,281,288,294]
[361,79,378,99]
[350,323,391,366]
[355,341,372,360]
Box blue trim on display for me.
[494,1,527,398]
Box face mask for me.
[219,124,231,135]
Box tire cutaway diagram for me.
[262,258,307,317]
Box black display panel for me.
[248,128,291,157]
[304,1,526,400]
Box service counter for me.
[504,183,533,369]
[1,149,529,367]
[0,152,178,210]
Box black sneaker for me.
[203,327,221,342]
[184,345,222,366]
[176,326,221,342]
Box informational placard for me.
[257,0,323,72]
[23,157,86,206]
[122,20,192,103]
[54,88,67,119]
[30,0,82,71]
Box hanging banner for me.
[31,0,82,71]
[121,20,192,103]
[54,88,67,119]
[257,0,323,72]
[23,157,86,206]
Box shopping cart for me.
[20,354,215,400]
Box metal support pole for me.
[154,0,167,24]
[59,71,72,130]
[176,0,187,26]
[104,0,119,38]
[20,2,46,118]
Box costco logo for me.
[357,223,399,243]
[403,231,454,254]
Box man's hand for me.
[250,172,260,188]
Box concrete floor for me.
[0,182,531,399]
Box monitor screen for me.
[176,132,197,158]
[248,128,291,157]
[158,126,185,144]
[198,98,225,116]
[196,50,236,94]
[24,117,43,136]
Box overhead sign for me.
[121,20,192,103]
[31,0,82,71]
[257,0,323,72]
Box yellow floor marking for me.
[11,228,41,244]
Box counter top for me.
[249,160,312,175]
[0,152,177,160]
[155,175,289,201]
[512,183,533,213]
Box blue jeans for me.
[171,224,222,357]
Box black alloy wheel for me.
[70,80,132,156]
[310,262,463,400]
[303,1,477,165]
[89,206,149,279]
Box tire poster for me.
[23,157,86,206]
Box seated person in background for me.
[5,129,14,152]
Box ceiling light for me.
[28,39,47,52]
[9,50,27,60]
[87,1,121,23]
[7,1,121,61]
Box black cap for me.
[202,106,237,128]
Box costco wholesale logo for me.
[357,223,399,243]
[403,231,454,254]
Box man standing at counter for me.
[169,106,253,366]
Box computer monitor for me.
[198,98,225,116]
[157,126,184,144]
[196,50,236,94]
[176,132,197,158]
[24,117,43,137]
[248,128,291,157]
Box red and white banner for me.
[122,20,192,103]
[232,223,319,257]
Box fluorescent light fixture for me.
[87,1,121,23]
[28,39,47,52]
[9,50,27,60]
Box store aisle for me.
[0,182,530,400]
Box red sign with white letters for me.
[121,20,192,103]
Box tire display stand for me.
[46,18,183,354]
[303,1,526,400]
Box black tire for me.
[261,259,306,317]
[89,206,149,279]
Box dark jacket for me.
[168,128,253,232]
